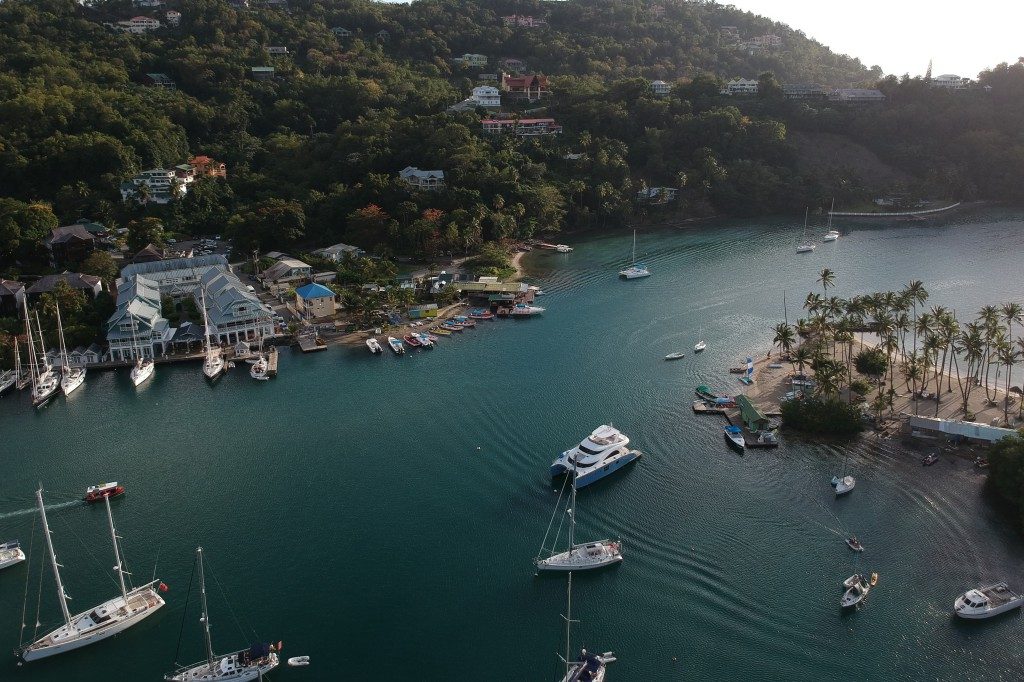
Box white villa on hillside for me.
[829,88,886,103]
[721,78,758,95]
[471,85,501,107]
[115,16,161,33]
[931,74,970,89]
[651,80,671,96]
[399,167,445,191]
[120,168,189,204]
[453,53,488,68]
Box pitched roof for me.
[0,279,25,296]
[296,282,335,299]
[27,272,101,294]
[48,224,95,245]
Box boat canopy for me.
[248,642,271,659]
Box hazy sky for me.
[724,0,1022,77]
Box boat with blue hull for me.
[550,425,642,489]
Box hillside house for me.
[453,53,488,68]
[0,280,25,318]
[189,155,227,178]
[721,78,759,95]
[260,258,312,285]
[481,118,562,136]
[399,167,445,191]
[720,26,740,42]
[314,243,364,262]
[636,187,679,203]
[165,9,180,25]
[500,74,549,101]
[471,85,501,107]
[120,168,188,204]
[268,46,289,55]
[829,88,886,103]
[374,30,390,42]
[932,74,969,89]
[332,27,352,38]
[133,0,163,7]
[651,80,671,96]
[27,272,103,302]
[116,16,161,33]
[295,282,337,319]
[46,224,96,267]
[251,66,275,81]
[143,72,176,88]
[502,15,546,27]
[782,84,827,100]
[498,58,527,72]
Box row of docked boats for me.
[365,307,536,355]
[0,484,301,678]
[17,296,88,407]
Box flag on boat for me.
[158,582,170,592]
[746,357,754,377]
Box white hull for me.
[536,541,622,572]
[61,368,86,396]
[693,341,706,352]
[250,356,269,380]
[131,361,155,387]
[955,583,1024,619]
[366,339,383,354]
[33,372,60,407]
[0,373,16,395]
[796,245,815,253]
[834,475,855,496]
[0,547,26,571]
[203,356,225,380]
[166,651,279,681]
[619,267,650,279]
[22,585,164,661]
[823,232,839,242]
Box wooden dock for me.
[692,400,729,415]
[297,334,327,353]
[692,401,780,448]
[267,347,278,377]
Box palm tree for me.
[978,305,1002,402]
[957,323,985,415]
[818,268,835,299]
[1002,302,1023,350]
[773,323,795,356]
[803,293,823,316]
[996,341,1019,425]
[1017,336,1024,419]
[791,345,813,376]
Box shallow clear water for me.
[2,206,1024,681]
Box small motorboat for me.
[403,334,422,348]
[846,537,864,552]
[842,574,862,589]
[728,367,746,374]
[287,656,310,667]
[432,327,452,336]
[414,333,434,348]
[510,303,545,317]
[841,576,871,609]
[693,340,707,353]
[664,352,685,361]
[83,482,126,503]
[833,475,856,496]
[954,582,1024,619]
[451,316,476,327]
[365,338,383,354]
[724,426,745,452]
[922,452,939,466]
[756,430,779,447]
[387,337,405,355]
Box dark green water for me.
[3,206,1024,681]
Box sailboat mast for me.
[35,311,50,370]
[828,198,835,229]
[200,288,212,357]
[196,546,215,669]
[104,495,129,601]
[36,488,72,625]
[631,230,637,266]
[23,299,38,391]
[564,571,573,681]
[55,299,69,371]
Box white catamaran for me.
[165,547,280,681]
[23,298,59,407]
[200,289,224,381]
[55,299,85,396]
[20,489,165,662]
[536,457,622,573]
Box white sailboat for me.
[556,572,616,682]
[536,457,622,573]
[129,312,154,387]
[694,323,707,353]
[250,319,270,381]
[56,299,85,396]
[796,207,815,253]
[618,230,650,279]
[20,489,165,662]
[164,547,279,681]
[23,299,58,407]
[831,450,856,496]
[200,289,224,381]
[823,198,839,241]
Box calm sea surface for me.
[2,206,1024,681]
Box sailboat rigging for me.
[796,207,815,253]
[56,298,85,396]
[618,230,651,279]
[23,298,58,407]
[823,198,839,242]
[129,311,155,387]
[200,288,225,381]
[831,449,856,496]
[165,546,280,681]
[556,570,616,682]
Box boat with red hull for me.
[403,335,422,347]
[83,482,125,504]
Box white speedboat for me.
[833,475,856,496]
[366,338,383,354]
[954,583,1024,619]
[131,358,155,386]
[664,352,685,360]
[287,656,310,667]
[414,333,434,348]
[693,340,707,352]
[387,336,405,355]
[511,303,545,316]
[846,537,864,552]
[21,490,164,662]
[0,540,25,571]
[724,425,745,451]
[550,425,641,488]
[164,547,280,681]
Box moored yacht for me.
[550,425,641,489]
[200,289,224,381]
[23,301,59,407]
[21,489,165,662]
[55,300,85,396]
[366,338,383,354]
[832,475,855,496]
[84,482,126,504]
[954,583,1024,619]
[511,303,545,317]
[724,425,745,451]
[823,230,840,242]
[619,230,650,279]
[131,357,155,387]
[0,540,25,571]
[796,207,815,253]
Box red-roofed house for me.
[189,155,228,178]
[500,74,549,102]
[481,118,562,136]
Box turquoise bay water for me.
[2,206,1024,680]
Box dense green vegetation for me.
[779,396,864,436]
[987,432,1024,532]
[0,0,1022,283]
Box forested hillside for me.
[0,0,1020,275]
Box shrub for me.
[780,396,865,436]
